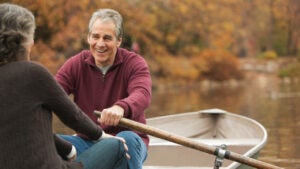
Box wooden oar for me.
[118,117,284,169]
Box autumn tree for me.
[1,0,299,81]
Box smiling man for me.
[55,9,152,169]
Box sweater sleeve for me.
[55,56,77,95]
[29,62,103,140]
[115,55,152,119]
[54,134,72,160]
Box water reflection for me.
[53,73,300,168]
[146,80,248,118]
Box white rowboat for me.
[143,108,268,169]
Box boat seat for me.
[150,138,261,146]
[198,138,261,146]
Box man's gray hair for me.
[88,8,123,39]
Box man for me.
[56,8,152,169]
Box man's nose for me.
[96,39,105,46]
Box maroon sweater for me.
[0,61,103,169]
[56,48,152,147]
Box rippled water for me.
[53,72,300,169]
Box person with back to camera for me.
[56,8,152,169]
[0,3,129,169]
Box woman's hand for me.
[101,133,131,159]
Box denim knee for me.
[116,131,147,169]
[116,131,140,143]
[76,138,128,169]
[58,134,92,155]
[97,138,127,158]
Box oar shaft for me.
[118,118,283,169]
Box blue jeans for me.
[59,131,147,169]
[59,135,128,169]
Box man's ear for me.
[87,34,91,43]
[117,37,122,47]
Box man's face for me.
[87,19,122,67]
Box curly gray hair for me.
[0,3,35,64]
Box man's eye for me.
[104,36,113,41]
[90,34,99,39]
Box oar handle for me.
[118,117,284,169]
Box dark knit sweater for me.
[0,61,103,169]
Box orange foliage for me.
[31,41,66,74]
[154,55,199,82]
[194,49,244,81]
[1,0,298,83]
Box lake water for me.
[53,71,300,169]
[146,72,300,169]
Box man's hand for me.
[98,105,124,126]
